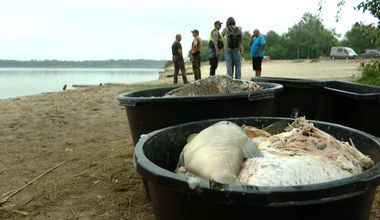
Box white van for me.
[330,47,358,59]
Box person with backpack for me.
[221,17,243,79]
[209,20,223,76]
[250,29,267,77]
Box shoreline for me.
[1,59,365,101]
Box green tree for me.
[355,0,380,22]
[241,31,253,60]
[320,28,339,56]
[164,60,173,68]
[319,0,380,23]
[200,40,210,62]
[341,22,379,52]
[264,31,288,59]
[286,13,336,59]
[361,23,380,46]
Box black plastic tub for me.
[117,82,283,145]
[316,80,380,137]
[135,117,380,220]
[251,77,325,119]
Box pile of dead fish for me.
[176,117,374,187]
[164,75,262,97]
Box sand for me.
[156,59,365,84]
[0,59,378,219]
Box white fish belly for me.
[238,155,353,186]
[185,141,244,183]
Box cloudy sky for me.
[0,0,377,61]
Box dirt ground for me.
[0,59,379,219]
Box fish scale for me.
[165,75,262,96]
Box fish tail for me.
[243,141,263,158]
[262,120,289,135]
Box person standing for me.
[191,29,202,80]
[250,29,266,77]
[209,20,223,76]
[221,17,243,79]
[171,34,189,84]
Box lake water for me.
[0,68,163,100]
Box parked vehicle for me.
[360,49,380,58]
[330,47,358,59]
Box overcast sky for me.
[0,0,377,61]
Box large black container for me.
[316,80,380,137]
[135,117,380,220]
[252,77,325,119]
[117,82,283,145]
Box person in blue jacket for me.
[250,29,266,77]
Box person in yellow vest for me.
[208,20,223,76]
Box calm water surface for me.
[0,68,162,100]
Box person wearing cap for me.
[171,34,189,84]
[191,29,202,80]
[208,20,223,76]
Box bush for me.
[164,60,173,68]
[357,60,380,86]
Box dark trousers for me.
[192,53,201,80]
[209,56,218,76]
[172,55,188,84]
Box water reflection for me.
[0,68,162,99]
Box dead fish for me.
[239,117,374,186]
[165,75,262,97]
[242,120,290,138]
[239,154,356,186]
[177,121,263,184]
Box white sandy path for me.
[153,59,366,85]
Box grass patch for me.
[356,60,380,86]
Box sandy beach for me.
[0,59,379,219]
[157,59,365,84]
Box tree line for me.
[0,59,166,69]
[187,12,380,62]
